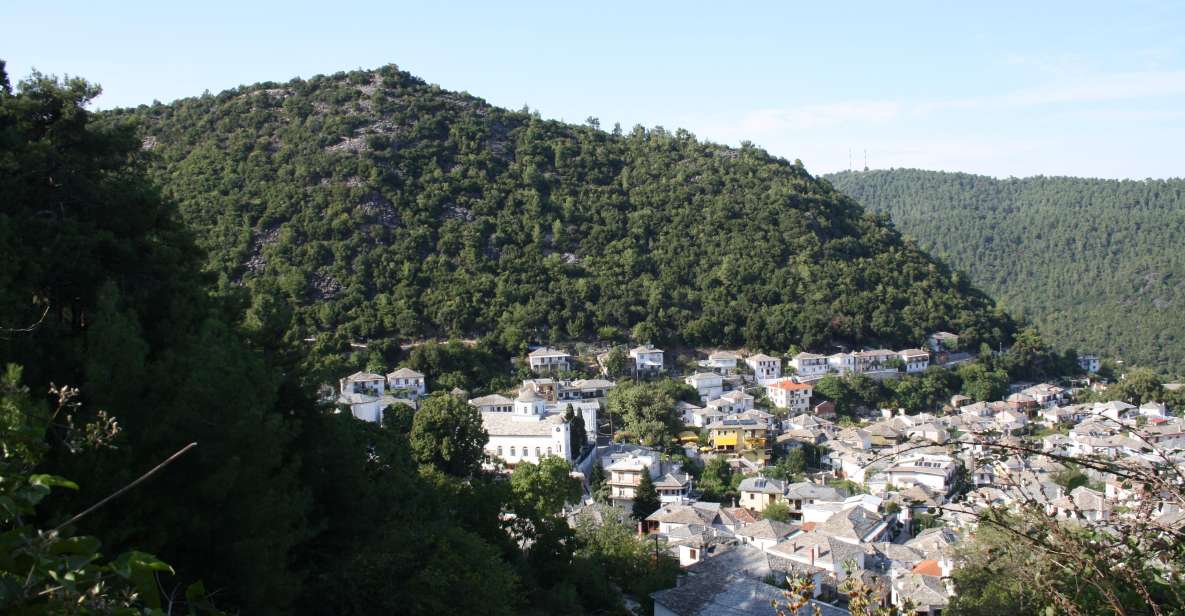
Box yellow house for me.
[707,418,770,453]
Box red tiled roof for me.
[912,559,942,577]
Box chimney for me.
[809,545,816,567]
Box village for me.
[331,335,1183,616]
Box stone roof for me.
[345,371,384,382]
[817,506,886,543]
[735,519,798,541]
[386,367,423,379]
[480,411,564,436]
[528,347,569,358]
[892,573,950,610]
[651,571,848,616]
[738,477,785,495]
[468,394,513,407]
[784,482,847,502]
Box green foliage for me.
[406,339,513,394]
[766,447,806,481]
[588,462,609,503]
[572,506,679,615]
[697,456,734,502]
[957,361,1010,402]
[410,393,488,477]
[829,169,1185,376]
[564,404,587,457]
[606,380,684,447]
[0,366,214,614]
[631,468,660,520]
[511,457,582,521]
[109,67,1011,367]
[602,347,629,379]
[762,501,793,523]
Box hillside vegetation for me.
[828,169,1185,376]
[106,65,1013,361]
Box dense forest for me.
[104,64,1014,369]
[0,62,1026,615]
[827,169,1185,376]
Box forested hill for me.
[106,65,1012,356]
[827,169,1185,375]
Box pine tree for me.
[632,467,660,520]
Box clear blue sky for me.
[5,1,1184,178]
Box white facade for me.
[386,368,426,398]
[827,352,855,374]
[684,372,724,402]
[1078,354,1100,374]
[790,352,830,379]
[528,347,571,372]
[766,379,813,413]
[898,349,930,373]
[630,345,665,374]
[746,353,782,381]
[699,351,739,374]
[882,453,957,494]
[469,394,514,414]
[482,387,571,467]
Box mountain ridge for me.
[826,168,1185,375]
[104,65,1015,360]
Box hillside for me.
[105,65,1013,357]
[827,169,1185,375]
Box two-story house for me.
[630,344,665,375]
[898,349,930,373]
[527,347,571,372]
[684,372,724,402]
[745,353,782,381]
[790,352,830,380]
[766,379,813,413]
[386,367,426,398]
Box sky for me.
[4,1,1184,179]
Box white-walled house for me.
[630,344,665,375]
[1078,354,1100,374]
[745,353,782,381]
[718,390,755,412]
[881,453,958,495]
[386,367,426,398]
[854,349,897,373]
[766,379,813,413]
[527,347,571,372]
[790,352,830,380]
[340,371,386,396]
[699,350,739,374]
[482,386,571,467]
[827,352,856,374]
[684,372,724,402]
[927,331,959,352]
[898,349,930,373]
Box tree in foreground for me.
[762,501,793,523]
[632,467,661,520]
[410,393,488,476]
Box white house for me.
[734,519,799,552]
[527,347,571,372]
[1078,354,1100,374]
[745,353,781,381]
[684,372,724,402]
[340,371,386,396]
[386,367,426,398]
[699,350,739,374]
[766,379,812,413]
[881,453,958,495]
[827,352,856,374]
[854,349,897,373]
[468,394,514,414]
[790,352,830,380]
[630,344,665,375]
[898,349,930,373]
[718,389,755,412]
[482,386,571,467]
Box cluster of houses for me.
[330,339,1173,616]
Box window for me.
[547,447,552,456]
[535,447,541,457]
[689,548,698,559]
[510,446,516,457]
[497,446,503,456]
[749,493,755,500]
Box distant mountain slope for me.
[827,169,1185,375]
[104,66,1013,355]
